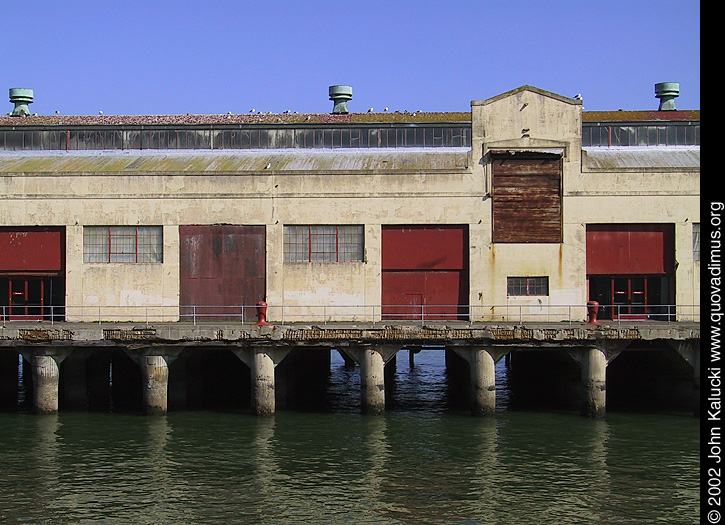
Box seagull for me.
[383,107,388,112]
[250,109,256,113]
[573,93,583,100]
[264,162,272,169]
[55,110,60,114]
[367,107,374,112]
[99,111,103,115]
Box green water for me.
[0,352,700,524]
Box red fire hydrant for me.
[586,301,601,325]
[256,301,269,326]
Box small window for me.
[84,226,163,263]
[284,225,364,262]
[693,223,700,262]
[507,276,549,296]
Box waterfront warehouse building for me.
[0,84,700,325]
[0,83,701,417]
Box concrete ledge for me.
[0,321,700,350]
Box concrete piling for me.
[452,347,503,416]
[580,348,607,418]
[32,355,61,414]
[360,347,386,415]
[140,355,169,415]
[469,348,496,416]
[251,350,276,416]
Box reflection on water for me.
[0,351,699,524]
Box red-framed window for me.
[83,226,163,263]
[507,276,549,296]
[284,225,364,262]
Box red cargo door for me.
[179,225,265,321]
[0,227,65,321]
[586,224,674,320]
[381,226,468,321]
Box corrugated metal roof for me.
[0,148,470,173]
[582,146,700,170]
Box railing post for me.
[193,305,197,326]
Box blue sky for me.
[3,1,700,116]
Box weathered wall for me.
[0,86,700,322]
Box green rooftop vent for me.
[655,82,679,111]
[329,85,352,114]
[9,88,34,116]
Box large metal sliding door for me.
[381,225,468,320]
[180,225,265,321]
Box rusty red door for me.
[179,225,265,321]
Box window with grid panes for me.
[83,226,163,263]
[284,225,364,262]
[507,276,549,296]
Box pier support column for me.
[344,344,399,415]
[233,347,291,416]
[251,351,275,416]
[579,348,607,418]
[31,355,62,414]
[128,347,184,415]
[453,347,508,416]
[140,355,169,416]
[568,343,627,419]
[360,347,386,415]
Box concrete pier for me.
[360,347,386,415]
[251,350,276,416]
[344,345,399,415]
[579,348,608,418]
[233,347,291,416]
[453,347,497,416]
[139,355,169,415]
[0,321,700,417]
[32,355,61,414]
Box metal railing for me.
[0,303,700,327]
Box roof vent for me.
[9,88,34,116]
[655,82,679,111]
[329,85,352,114]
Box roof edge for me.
[471,85,581,107]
